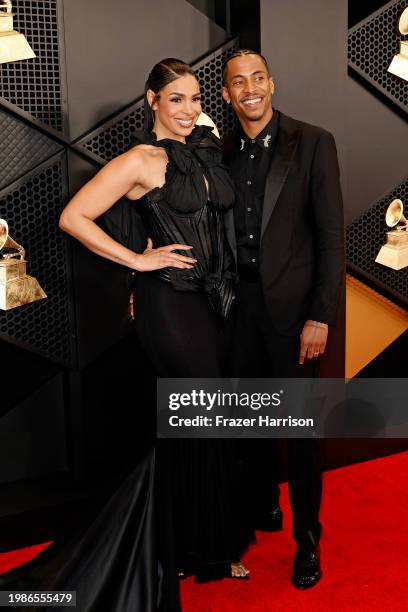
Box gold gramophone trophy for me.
[0,219,46,310]
[375,199,408,270]
[387,7,408,81]
[0,1,35,64]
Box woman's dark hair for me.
[143,58,197,132]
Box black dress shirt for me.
[230,110,280,281]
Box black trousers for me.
[230,280,322,545]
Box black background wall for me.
[0,0,407,526]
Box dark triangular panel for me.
[0,107,62,190]
[73,99,145,165]
[185,0,215,20]
[348,0,408,115]
[356,328,408,376]
[349,0,393,27]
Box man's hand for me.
[299,320,328,365]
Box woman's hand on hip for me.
[133,238,196,272]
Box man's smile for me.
[241,96,263,108]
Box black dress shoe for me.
[291,544,322,589]
[254,506,283,532]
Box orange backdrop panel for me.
[346,274,408,378]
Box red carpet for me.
[0,542,52,575]
[180,451,408,611]
[1,453,408,610]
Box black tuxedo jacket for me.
[224,111,345,336]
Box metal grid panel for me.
[0,0,64,133]
[0,153,74,365]
[348,0,408,113]
[76,39,239,163]
[194,39,238,138]
[0,108,62,190]
[346,176,408,304]
[78,102,145,164]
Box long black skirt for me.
[134,275,250,582]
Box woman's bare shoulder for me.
[126,143,167,163]
[103,144,166,178]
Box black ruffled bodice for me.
[134,126,236,319]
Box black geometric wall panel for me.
[348,0,408,114]
[346,175,408,305]
[75,39,239,164]
[0,107,62,190]
[75,101,145,165]
[0,152,74,366]
[0,0,66,135]
[195,39,238,139]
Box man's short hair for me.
[222,49,270,85]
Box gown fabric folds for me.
[0,451,157,612]
[132,125,237,321]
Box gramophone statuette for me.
[375,199,408,270]
[0,219,46,310]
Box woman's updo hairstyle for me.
[143,58,197,132]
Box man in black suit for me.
[222,49,344,589]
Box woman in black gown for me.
[120,59,250,584]
[0,58,250,611]
[61,58,249,589]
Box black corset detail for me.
[133,126,236,319]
